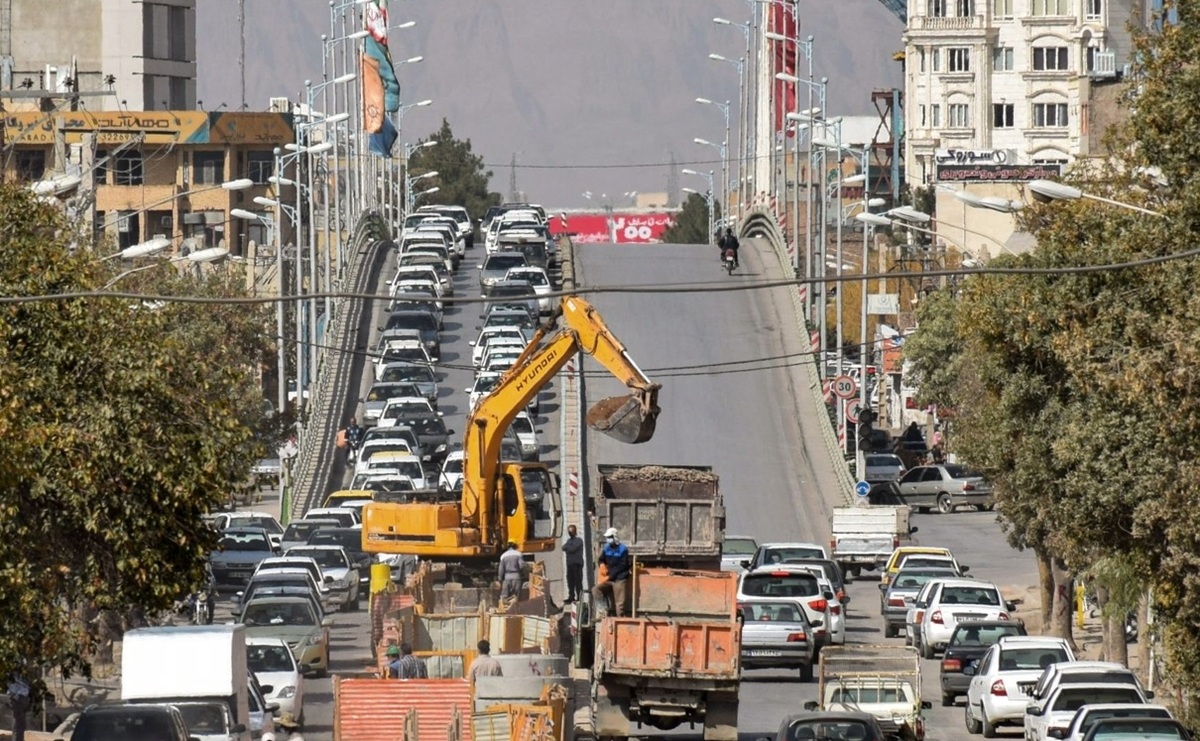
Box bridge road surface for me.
[578,240,1038,741]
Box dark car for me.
[382,310,440,361]
[394,413,454,465]
[307,527,373,587]
[377,363,438,407]
[767,712,887,741]
[210,527,279,590]
[939,619,1029,705]
[71,703,193,741]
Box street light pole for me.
[696,98,731,223]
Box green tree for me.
[0,184,272,688]
[408,119,500,218]
[901,289,963,408]
[661,192,720,244]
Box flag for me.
[363,1,400,113]
[369,116,398,156]
[770,0,799,136]
[361,52,385,134]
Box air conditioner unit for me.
[269,97,290,113]
[117,213,132,233]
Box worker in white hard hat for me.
[593,527,632,616]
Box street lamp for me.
[1027,179,1165,217]
[709,50,749,217]
[102,245,229,290]
[100,237,171,261]
[695,98,732,219]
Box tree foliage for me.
[0,184,272,688]
[408,118,500,218]
[902,1,1200,695]
[661,192,720,244]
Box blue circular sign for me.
[855,480,871,497]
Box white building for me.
[901,0,1155,256]
[2,0,196,111]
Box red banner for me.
[548,212,677,244]
[770,1,799,136]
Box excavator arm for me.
[362,295,659,563]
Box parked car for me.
[865,453,906,483]
[738,599,817,680]
[939,619,1029,706]
[963,635,1073,734]
[889,464,994,514]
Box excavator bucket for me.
[586,394,658,444]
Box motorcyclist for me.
[345,417,364,462]
[718,228,740,269]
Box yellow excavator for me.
[360,295,660,569]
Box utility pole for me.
[238,0,246,110]
[508,152,518,202]
[667,150,679,208]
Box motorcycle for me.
[723,247,737,275]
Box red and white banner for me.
[548,212,677,244]
[769,1,799,137]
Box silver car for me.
[865,453,906,483]
[878,566,960,638]
[888,464,994,514]
[721,536,758,573]
[739,599,817,680]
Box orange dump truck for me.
[583,464,739,741]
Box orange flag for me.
[361,53,384,134]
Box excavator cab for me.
[501,465,561,551]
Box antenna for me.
[667,150,679,208]
[508,152,518,202]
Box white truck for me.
[803,645,930,741]
[122,625,273,741]
[829,505,916,579]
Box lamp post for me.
[1027,179,1165,217]
[682,169,716,243]
[695,98,731,218]
[405,170,439,213]
[693,138,726,224]
[781,76,828,287]
[233,206,290,418]
[709,47,748,220]
[102,246,229,290]
[802,116,845,381]
[100,237,172,261]
[94,178,255,246]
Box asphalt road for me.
[578,240,1039,741]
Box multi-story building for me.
[902,0,1155,257]
[1,0,196,111]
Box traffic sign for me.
[845,399,864,424]
[855,480,872,498]
[832,374,858,400]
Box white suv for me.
[964,635,1074,737]
[917,578,1013,658]
[737,567,833,648]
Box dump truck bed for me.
[593,464,724,562]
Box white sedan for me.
[246,637,305,720]
[504,266,552,313]
[964,635,1073,737]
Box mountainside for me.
[197,1,903,207]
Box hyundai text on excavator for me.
[360,295,660,576]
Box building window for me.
[993,46,1014,70]
[1032,46,1070,71]
[94,150,110,185]
[956,0,975,15]
[1085,0,1102,18]
[193,151,225,185]
[168,5,189,62]
[929,0,948,16]
[247,151,274,184]
[919,105,927,126]
[15,150,46,181]
[949,103,970,128]
[1031,0,1069,15]
[1033,154,1070,165]
[1033,101,1069,127]
[931,48,941,72]
[113,153,144,186]
[931,104,942,127]
[993,103,1015,127]
[993,0,1013,17]
[948,47,971,72]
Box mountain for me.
[196,1,904,208]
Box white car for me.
[1024,683,1149,741]
[392,265,444,296]
[737,566,834,648]
[467,372,502,413]
[377,397,439,429]
[354,438,414,474]
[918,578,1013,658]
[510,411,540,461]
[470,326,531,368]
[504,266,552,313]
[439,449,464,491]
[302,507,359,527]
[482,350,523,376]
[373,341,432,381]
[246,636,305,720]
[782,565,845,645]
[283,545,361,611]
[357,452,427,489]
[1054,703,1173,741]
[1030,660,1145,703]
[477,337,526,372]
[216,512,284,550]
[390,280,444,313]
[964,635,1074,737]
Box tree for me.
[0,184,272,689]
[896,288,962,409]
[408,119,500,218]
[661,192,719,244]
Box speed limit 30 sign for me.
[832,374,858,400]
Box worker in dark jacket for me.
[593,527,632,616]
[562,525,585,604]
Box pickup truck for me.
[829,506,916,578]
[804,645,930,741]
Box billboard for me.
[547,212,677,244]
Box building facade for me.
[902,0,1152,256]
[2,0,196,111]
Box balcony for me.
[910,14,986,32]
[1088,51,1117,78]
